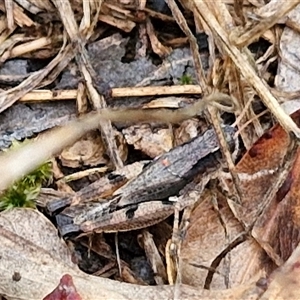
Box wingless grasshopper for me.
[52,125,237,235]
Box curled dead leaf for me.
[60,132,106,167]
[174,118,204,146]
[123,124,173,158]
[60,131,127,168]
[180,109,300,288]
[0,207,268,300]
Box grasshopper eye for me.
[126,205,138,219]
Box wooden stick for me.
[19,85,203,102]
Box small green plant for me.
[0,140,52,210]
[180,74,193,85]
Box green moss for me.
[180,74,193,85]
[0,140,53,210]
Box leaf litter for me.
[1,0,300,299]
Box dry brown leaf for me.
[0,207,267,300]
[174,118,204,146]
[123,124,173,158]
[181,109,300,289]
[60,130,127,167]
[0,208,135,299]
[0,208,79,299]
[180,191,262,288]
[60,132,107,167]
[250,149,300,263]
[259,242,300,299]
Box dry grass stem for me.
[231,0,300,47]
[19,85,203,102]
[191,0,300,138]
